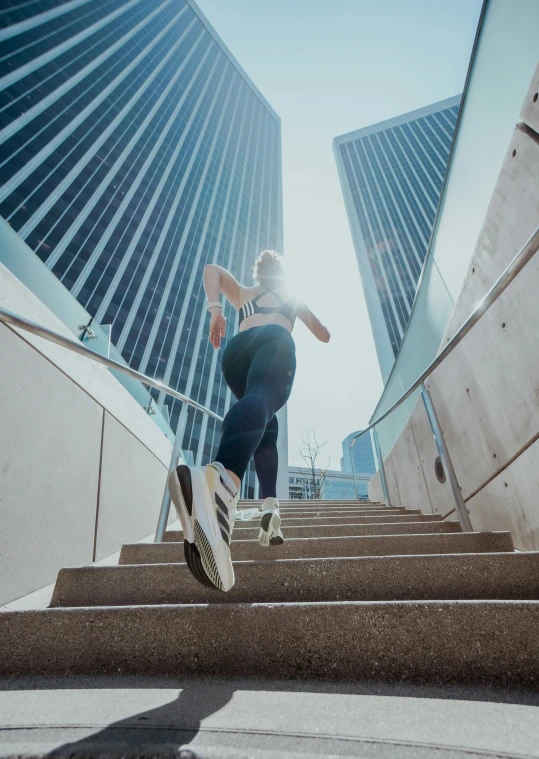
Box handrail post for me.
[421,382,474,532]
[372,427,392,508]
[154,412,185,543]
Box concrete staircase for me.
[1,500,539,689]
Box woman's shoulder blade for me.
[238,285,263,307]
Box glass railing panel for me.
[0,217,174,443]
[367,1,539,467]
[432,0,539,302]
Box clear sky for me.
[195,0,483,468]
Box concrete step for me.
[177,520,463,545]
[278,514,441,525]
[1,601,538,687]
[162,515,442,542]
[234,520,460,538]
[277,504,395,510]
[238,498,385,508]
[274,508,418,517]
[241,503,388,511]
[162,520,459,545]
[50,552,539,608]
[128,531,513,564]
[280,506,394,513]
[126,522,464,564]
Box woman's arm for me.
[204,264,243,349]
[296,302,331,343]
[204,264,243,308]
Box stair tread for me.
[50,552,539,608]
[2,601,538,687]
[154,522,462,548]
[152,531,512,562]
[233,520,459,532]
[276,509,417,516]
[278,515,442,523]
[162,517,444,542]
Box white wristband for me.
[207,301,222,312]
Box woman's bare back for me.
[204,263,330,348]
[237,285,296,333]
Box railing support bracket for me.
[421,382,474,532]
[372,427,392,509]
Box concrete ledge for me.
[1,601,538,687]
[137,531,512,562]
[50,552,539,608]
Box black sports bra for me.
[238,287,296,326]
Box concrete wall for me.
[369,63,539,548]
[0,263,173,605]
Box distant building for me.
[341,430,376,474]
[0,0,283,498]
[341,430,376,499]
[289,466,364,501]
[334,96,461,381]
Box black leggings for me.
[215,324,296,498]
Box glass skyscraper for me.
[333,96,460,382]
[341,430,376,499]
[0,0,283,498]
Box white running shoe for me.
[258,497,284,546]
[167,460,238,592]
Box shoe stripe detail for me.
[219,525,230,545]
[216,508,229,534]
[215,492,229,517]
[219,477,236,499]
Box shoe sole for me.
[167,465,234,592]
[259,510,284,546]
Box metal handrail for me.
[0,306,223,423]
[0,305,224,542]
[351,225,539,529]
[351,225,539,446]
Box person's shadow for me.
[46,678,235,758]
[4,675,538,758]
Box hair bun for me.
[253,249,285,285]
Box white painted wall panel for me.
[467,437,539,551]
[0,260,171,468]
[94,413,169,561]
[0,324,101,605]
[385,420,430,512]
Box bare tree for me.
[295,430,332,499]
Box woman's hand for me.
[319,326,331,343]
[296,302,331,342]
[209,309,226,349]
